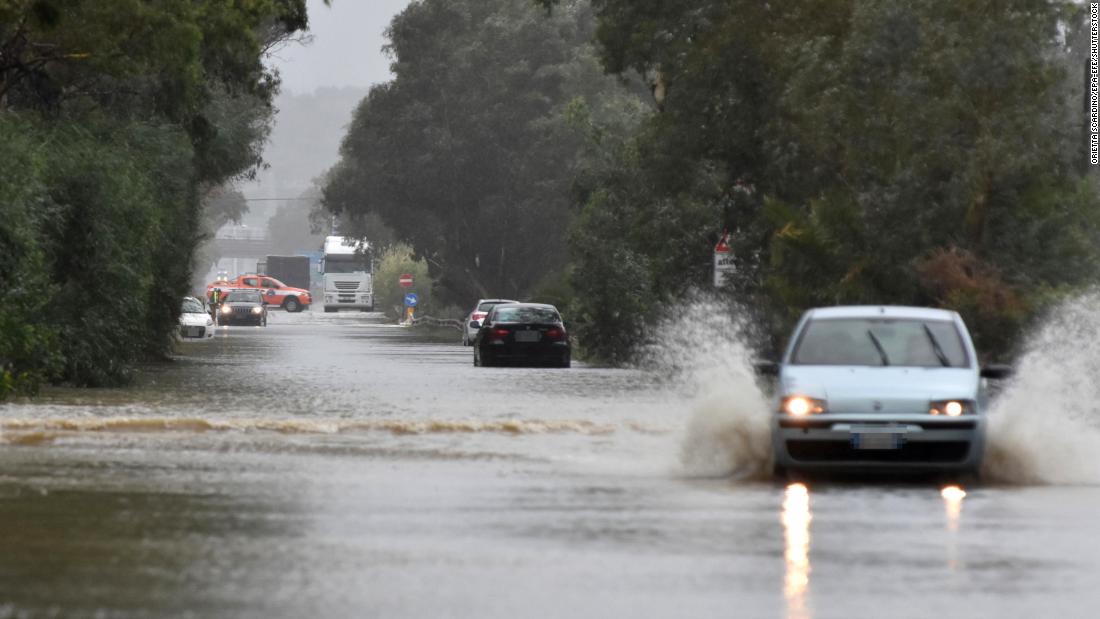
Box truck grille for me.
[333,281,361,291]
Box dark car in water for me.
[473,303,570,368]
[217,290,267,326]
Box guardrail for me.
[408,315,463,330]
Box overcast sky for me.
[270,0,413,94]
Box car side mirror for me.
[754,360,779,376]
[470,320,480,329]
[980,364,1013,380]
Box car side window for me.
[243,277,258,287]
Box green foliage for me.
[568,0,1100,362]
[324,0,635,306]
[374,244,434,320]
[0,1,316,397]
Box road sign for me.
[404,292,419,307]
[399,274,414,288]
[714,231,735,287]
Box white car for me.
[761,306,1011,478]
[462,298,518,345]
[179,296,215,340]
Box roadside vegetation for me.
[0,1,321,398]
[328,0,1100,364]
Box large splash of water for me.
[652,292,1100,485]
[642,298,773,479]
[983,293,1100,485]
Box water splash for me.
[983,293,1100,485]
[643,297,772,478]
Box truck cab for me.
[322,236,374,313]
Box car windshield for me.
[477,301,513,312]
[181,298,204,314]
[791,318,970,368]
[492,306,560,324]
[226,291,261,303]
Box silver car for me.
[763,306,1010,477]
[462,298,518,346]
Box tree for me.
[324,0,635,306]
[0,0,322,395]
[563,0,1100,361]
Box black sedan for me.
[473,303,570,368]
[217,290,268,326]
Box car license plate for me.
[514,330,540,343]
[851,432,903,450]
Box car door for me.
[261,278,281,304]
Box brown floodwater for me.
[1,310,1098,618]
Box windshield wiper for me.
[866,330,890,366]
[922,323,951,367]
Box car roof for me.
[491,302,558,310]
[477,299,518,303]
[806,305,959,321]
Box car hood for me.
[179,313,211,327]
[225,302,262,308]
[780,365,979,414]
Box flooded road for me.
[2,311,1099,618]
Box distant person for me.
[209,288,223,318]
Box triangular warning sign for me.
[714,232,731,253]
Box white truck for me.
[321,236,374,313]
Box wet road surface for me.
[1,311,1099,618]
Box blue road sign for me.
[404,292,419,307]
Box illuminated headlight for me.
[781,396,827,417]
[929,400,974,417]
[221,305,233,314]
[251,306,263,314]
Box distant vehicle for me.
[265,255,311,290]
[463,298,518,346]
[217,290,268,326]
[178,297,214,340]
[206,274,311,312]
[321,236,374,313]
[215,269,229,283]
[759,305,1011,478]
[473,303,570,368]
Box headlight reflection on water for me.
[941,485,966,571]
[782,482,813,619]
[941,485,966,532]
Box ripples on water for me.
[6,295,1100,485]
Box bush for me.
[373,243,434,320]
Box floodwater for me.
[1,310,1099,618]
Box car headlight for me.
[929,400,974,417]
[251,306,263,314]
[221,305,233,314]
[781,396,827,417]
